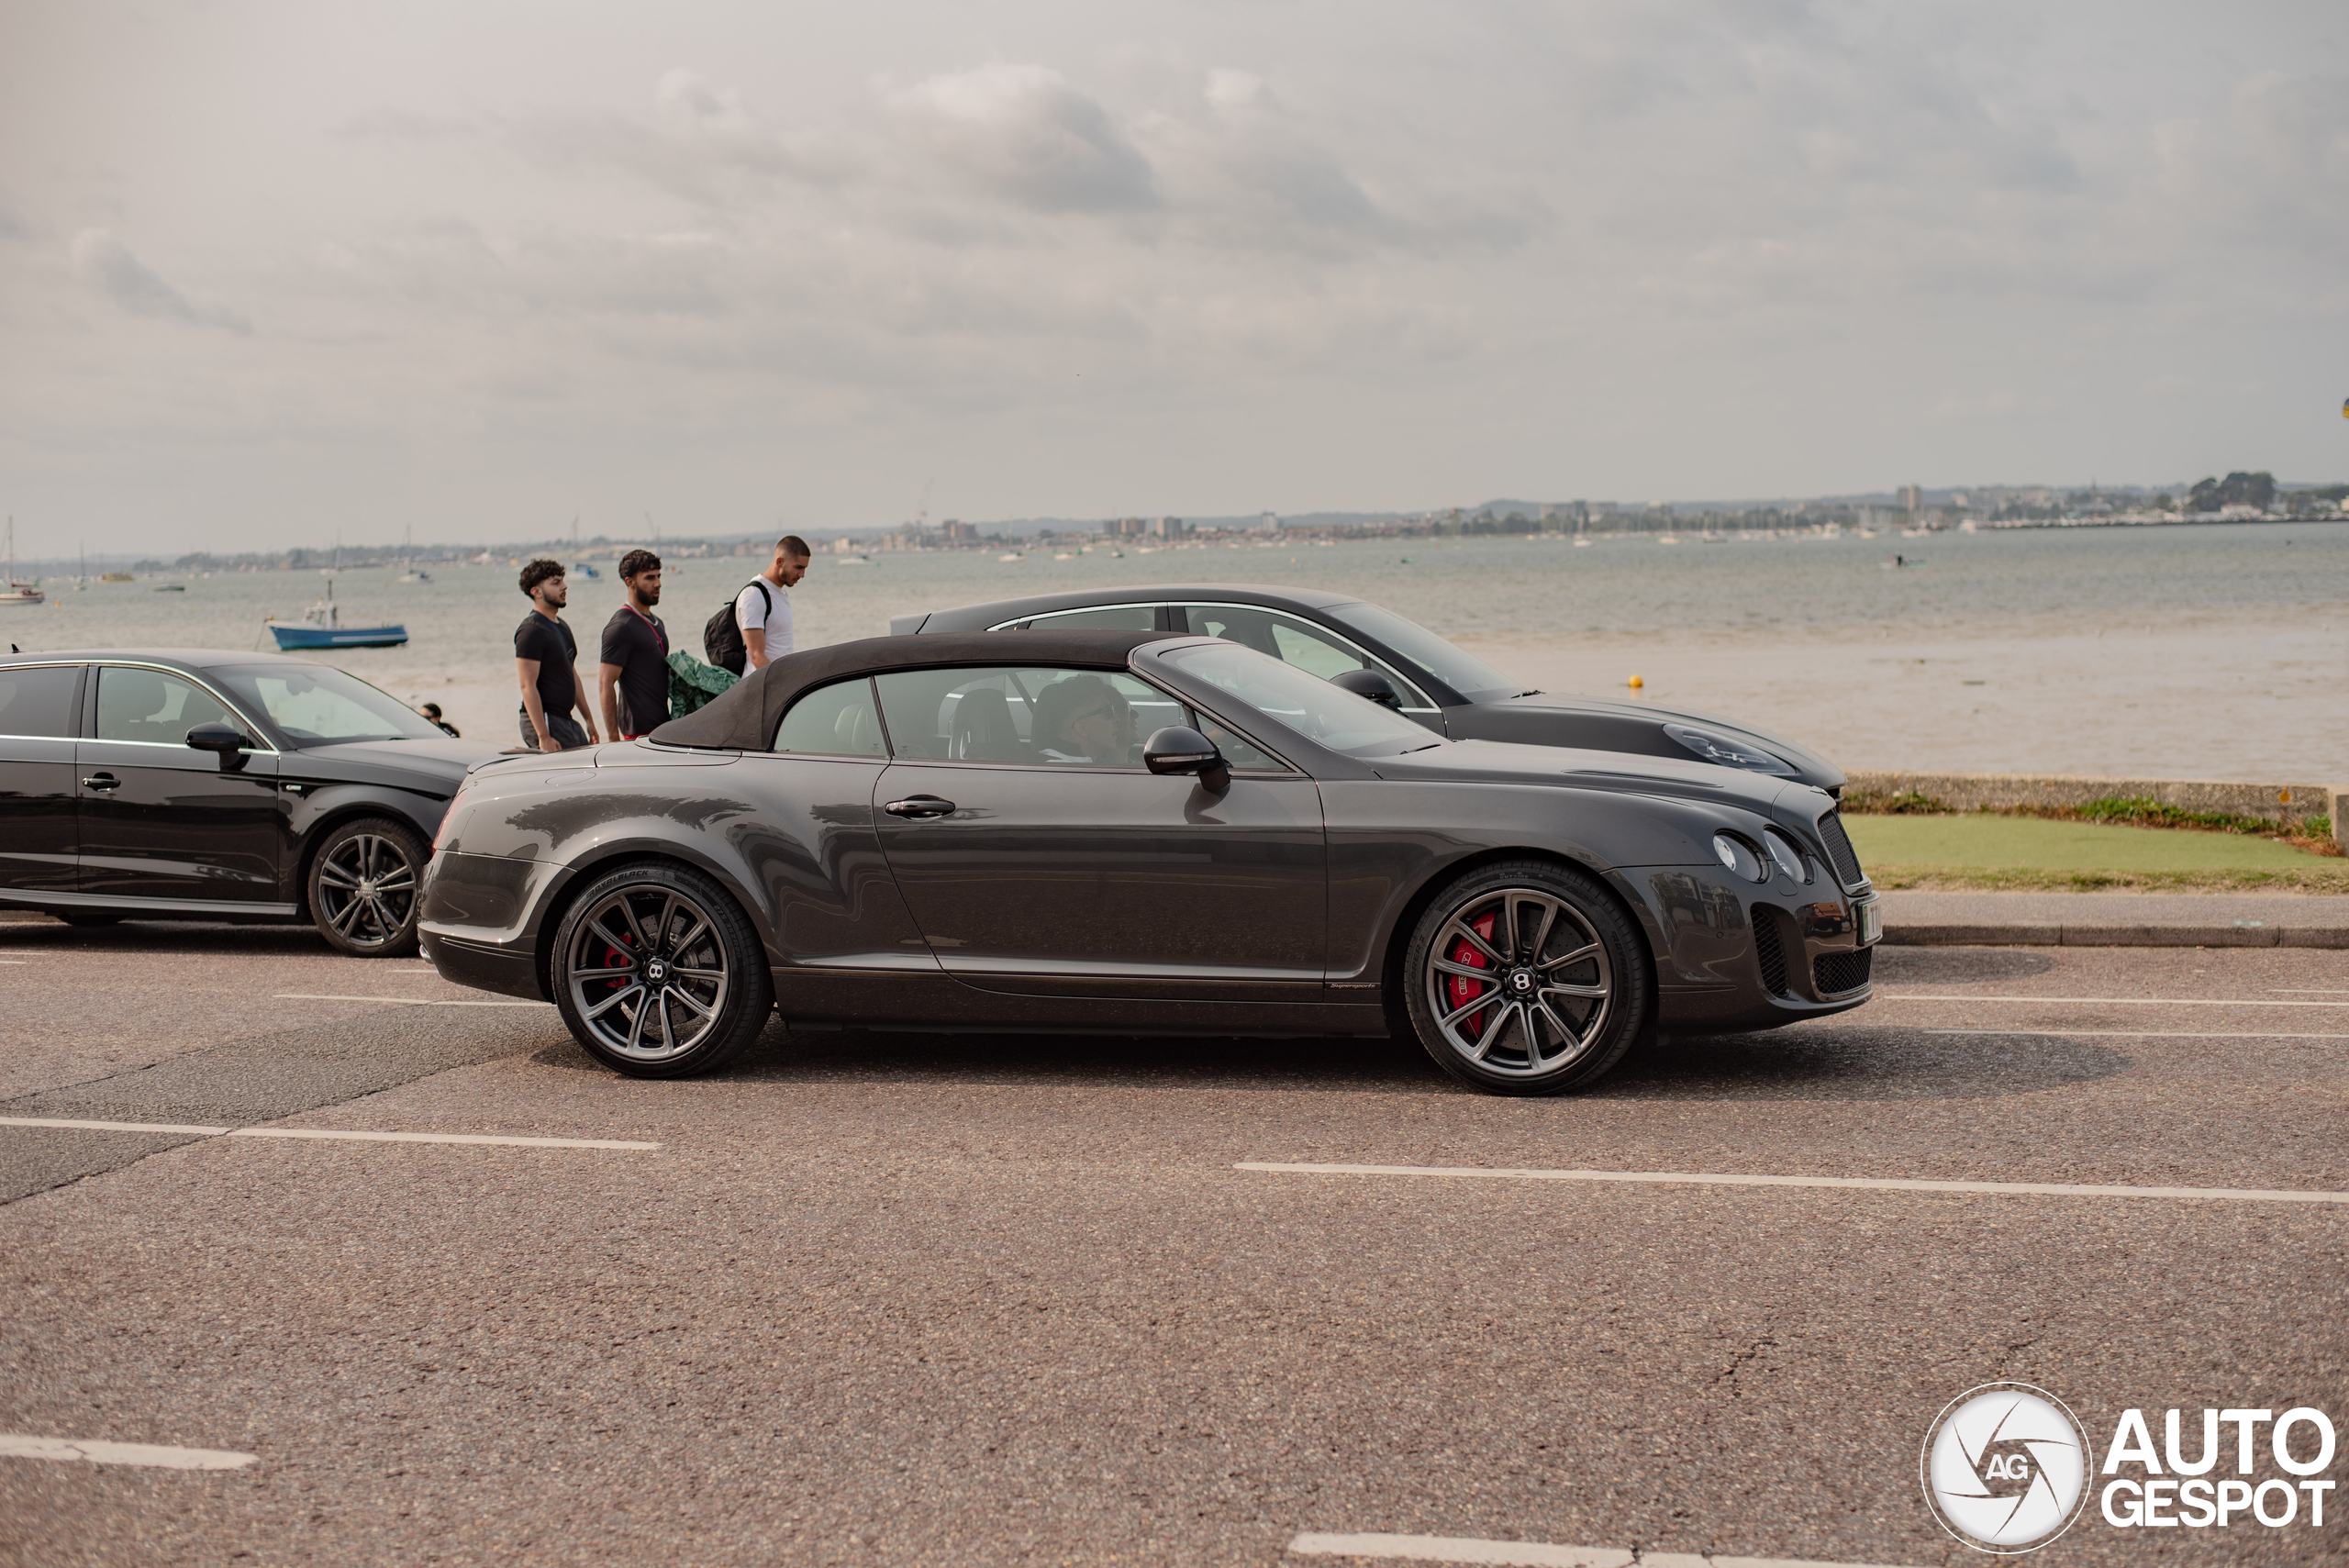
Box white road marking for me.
[228,1128,660,1151]
[0,1116,657,1151]
[1928,1028,2349,1040]
[272,992,549,1007]
[0,1115,230,1136]
[0,1433,257,1470]
[1239,1162,2349,1205]
[2272,988,2349,994]
[0,959,28,964]
[1284,1533,1921,1568]
[1878,994,2349,1007]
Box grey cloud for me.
[70,230,251,332]
[886,64,1157,214]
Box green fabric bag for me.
[666,650,739,718]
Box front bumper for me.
[1628,864,1880,1034]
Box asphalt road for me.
[2,917,2343,1566]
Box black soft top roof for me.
[648,629,1180,751]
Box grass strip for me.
[1842,789,2340,857]
[1864,864,2349,895]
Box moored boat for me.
[268,577,406,649]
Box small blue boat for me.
[270,621,408,650]
[268,580,406,650]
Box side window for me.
[772,677,885,757]
[1176,605,1431,707]
[874,666,1175,769]
[0,666,79,738]
[94,667,236,743]
[875,669,1033,762]
[1004,606,1157,632]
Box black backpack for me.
[703,579,771,675]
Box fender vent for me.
[1814,948,1874,996]
[1751,904,1790,997]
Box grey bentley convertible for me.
[418,629,1879,1093]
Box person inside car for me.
[1031,674,1132,764]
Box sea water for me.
[6,522,2338,780]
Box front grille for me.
[1751,904,1789,996]
[1814,947,1874,995]
[1816,810,1865,888]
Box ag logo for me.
[1921,1383,2090,1552]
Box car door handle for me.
[884,795,957,818]
[81,773,122,792]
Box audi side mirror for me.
[186,721,257,772]
[1332,669,1402,709]
[1142,726,1230,794]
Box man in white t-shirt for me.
[736,534,811,670]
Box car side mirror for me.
[1332,669,1402,709]
[1142,726,1230,794]
[186,721,257,772]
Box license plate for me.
[1856,900,1883,946]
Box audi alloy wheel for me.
[309,817,428,957]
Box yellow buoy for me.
[1628,674,1644,689]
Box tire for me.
[549,861,773,1078]
[57,911,124,929]
[1401,860,1652,1095]
[307,817,429,957]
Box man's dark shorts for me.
[518,709,592,750]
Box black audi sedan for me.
[0,649,500,954]
[419,629,1878,1095]
[891,584,1843,792]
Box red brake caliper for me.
[604,929,634,1002]
[1444,912,1498,1040]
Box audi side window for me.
[94,668,237,744]
[0,666,78,738]
[772,678,886,758]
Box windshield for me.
[1162,641,1443,760]
[1324,601,1524,701]
[210,663,445,745]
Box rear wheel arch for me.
[530,845,778,1002]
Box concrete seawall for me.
[1843,770,2340,831]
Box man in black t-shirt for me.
[515,558,599,751]
[598,549,671,740]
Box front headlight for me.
[1664,723,1797,775]
[1761,828,1813,884]
[1713,832,1769,883]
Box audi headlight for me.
[1664,723,1797,775]
[1713,832,1768,883]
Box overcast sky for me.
[2,1,2343,551]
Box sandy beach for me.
[9,523,2339,781]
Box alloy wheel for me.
[315,831,421,951]
[1422,885,1615,1078]
[564,884,732,1063]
